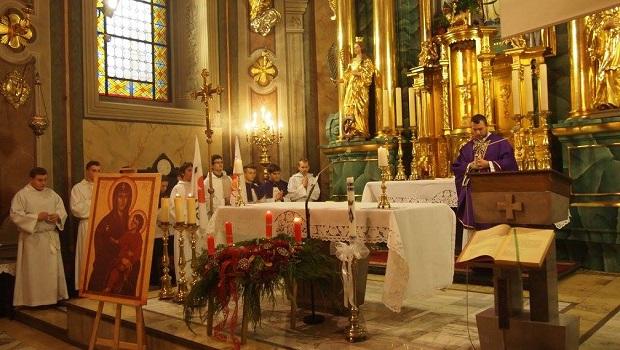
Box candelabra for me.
[245,106,284,179]
[409,127,419,180]
[537,110,552,170]
[377,165,391,209]
[157,221,175,299]
[173,222,189,303]
[393,130,407,181]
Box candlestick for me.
[157,221,174,299]
[186,196,197,224]
[408,88,416,128]
[174,194,185,224]
[539,63,549,112]
[524,65,534,113]
[207,234,216,255]
[377,146,388,167]
[160,197,169,223]
[395,87,403,127]
[265,210,273,239]
[377,165,391,209]
[394,130,407,181]
[225,221,233,246]
[293,218,302,244]
[174,222,189,303]
[187,223,200,288]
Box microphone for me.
[305,162,332,239]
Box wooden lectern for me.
[469,170,579,350]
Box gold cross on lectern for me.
[191,69,224,143]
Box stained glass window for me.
[97,0,169,101]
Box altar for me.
[207,201,456,312]
[361,178,458,207]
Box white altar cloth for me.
[362,178,458,207]
[207,201,455,312]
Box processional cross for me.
[191,69,224,217]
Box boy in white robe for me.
[10,167,68,306]
[203,154,232,211]
[70,160,101,290]
[287,158,320,202]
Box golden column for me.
[336,0,356,139]
[478,28,497,129]
[568,18,591,118]
[373,0,396,136]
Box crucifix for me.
[191,69,224,217]
[496,194,523,220]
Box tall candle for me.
[225,221,233,246]
[524,65,534,113]
[346,177,356,237]
[160,197,169,223]
[382,89,390,129]
[265,210,273,239]
[539,63,549,112]
[293,218,302,244]
[511,69,522,115]
[186,195,196,224]
[207,235,216,255]
[408,88,416,128]
[377,146,388,167]
[233,158,243,174]
[174,194,185,224]
[395,87,403,127]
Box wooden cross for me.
[496,194,523,220]
[191,69,224,143]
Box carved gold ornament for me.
[249,0,281,36]
[1,70,31,109]
[0,7,35,52]
[328,0,336,20]
[501,35,527,49]
[249,50,278,87]
[418,40,439,67]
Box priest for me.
[451,114,518,247]
[70,160,101,291]
[10,167,68,306]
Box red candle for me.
[266,210,273,239]
[293,218,302,244]
[225,221,233,246]
[207,235,216,255]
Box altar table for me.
[206,201,456,312]
[362,178,458,207]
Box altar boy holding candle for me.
[169,162,196,283]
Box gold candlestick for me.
[158,221,175,299]
[409,127,419,180]
[187,224,200,287]
[344,259,367,342]
[377,165,391,209]
[511,113,525,170]
[537,110,552,170]
[525,113,538,171]
[394,130,407,181]
[174,222,189,303]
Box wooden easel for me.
[88,301,146,350]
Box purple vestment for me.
[451,133,518,229]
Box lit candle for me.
[160,197,169,223]
[225,221,233,246]
[265,210,273,239]
[539,63,549,112]
[382,89,390,129]
[186,195,196,224]
[174,194,185,224]
[408,88,416,128]
[346,177,356,237]
[395,87,403,127]
[511,69,521,115]
[293,218,302,244]
[207,234,216,256]
[524,65,534,113]
[377,146,388,167]
[233,158,243,175]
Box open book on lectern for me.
[456,224,555,268]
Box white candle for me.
[233,158,243,174]
[408,88,416,128]
[346,177,356,237]
[511,69,521,116]
[186,195,196,224]
[159,197,169,223]
[539,63,549,112]
[174,194,185,224]
[395,87,403,127]
[377,146,388,167]
[382,89,390,129]
[524,65,534,113]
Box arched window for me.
[97,0,169,101]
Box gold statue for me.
[249,0,281,37]
[586,7,620,109]
[339,37,375,139]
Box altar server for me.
[11,167,68,306]
[204,154,232,210]
[288,158,320,202]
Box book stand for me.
[469,170,579,350]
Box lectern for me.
[469,170,579,350]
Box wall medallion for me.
[1,70,31,109]
[249,50,278,87]
[0,7,36,52]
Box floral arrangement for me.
[183,234,337,347]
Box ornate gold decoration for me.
[1,70,31,110]
[442,2,471,31]
[249,50,278,87]
[585,7,620,110]
[157,222,175,299]
[245,106,283,175]
[249,0,281,36]
[418,39,439,67]
[328,0,336,20]
[501,35,527,49]
[0,7,35,52]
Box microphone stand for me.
[302,163,331,325]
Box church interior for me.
[1,0,620,349]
